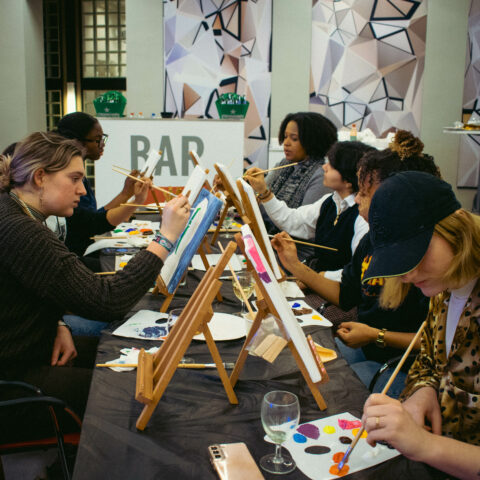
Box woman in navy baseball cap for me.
[361,171,480,479]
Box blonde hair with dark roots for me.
[0,132,84,193]
[379,209,480,309]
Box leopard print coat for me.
[401,279,480,445]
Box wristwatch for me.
[57,320,72,333]
[376,328,387,348]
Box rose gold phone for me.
[208,443,265,480]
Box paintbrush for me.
[112,167,178,197]
[96,362,235,369]
[244,162,299,177]
[336,320,427,473]
[267,234,338,252]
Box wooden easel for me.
[189,150,213,192]
[153,236,222,312]
[135,241,238,430]
[236,179,286,282]
[230,233,328,411]
[210,164,246,246]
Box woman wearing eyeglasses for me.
[57,112,139,213]
[55,112,149,258]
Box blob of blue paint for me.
[140,326,166,338]
[125,228,136,232]
[293,433,307,443]
[292,302,301,308]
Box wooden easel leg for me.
[288,342,327,411]
[159,293,174,313]
[202,236,212,254]
[203,326,238,404]
[150,188,163,215]
[211,203,228,246]
[230,310,266,387]
[197,243,223,302]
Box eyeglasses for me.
[83,133,108,146]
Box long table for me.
[72,266,441,480]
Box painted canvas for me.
[238,178,282,280]
[241,224,322,383]
[160,188,223,293]
[183,164,208,204]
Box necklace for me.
[9,191,45,223]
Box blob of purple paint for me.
[297,423,320,440]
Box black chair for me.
[368,353,417,392]
[0,380,81,480]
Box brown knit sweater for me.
[0,193,163,367]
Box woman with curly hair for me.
[271,131,442,397]
[263,112,338,210]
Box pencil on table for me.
[336,320,427,472]
[96,362,235,369]
[90,235,150,240]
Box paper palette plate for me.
[281,412,400,480]
[288,300,332,328]
[193,312,246,341]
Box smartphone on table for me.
[208,442,264,480]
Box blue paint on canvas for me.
[167,189,223,293]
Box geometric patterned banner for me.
[309,0,427,137]
[457,0,480,189]
[163,0,272,167]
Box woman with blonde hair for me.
[0,131,189,422]
[361,171,480,479]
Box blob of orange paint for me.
[332,452,344,463]
[351,428,368,438]
[329,464,350,476]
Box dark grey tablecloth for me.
[73,248,442,480]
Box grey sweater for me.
[0,193,163,366]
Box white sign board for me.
[94,118,244,207]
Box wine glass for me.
[260,390,300,474]
[232,270,255,315]
[222,207,235,238]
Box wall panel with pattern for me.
[163,0,271,167]
[309,0,427,137]
[457,0,480,189]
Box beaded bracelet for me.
[153,233,174,253]
[257,188,271,201]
